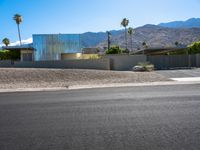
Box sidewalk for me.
[171,77,200,82]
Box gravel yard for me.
[0,68,170,89]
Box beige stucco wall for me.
[61,53,100,60]
[20,49,34,62]
[103,55,147,71]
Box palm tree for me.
[121,18,129,51]
[2,38,10,46]
[142,42,148,55]
[175,41,179,47]
[13,14,23,45]
[128,27,134,52]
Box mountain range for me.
[158,18,200,28]
[2,18,200,50]
[81,18,200,51]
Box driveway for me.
[156,68,200,78]
[1,84,200,150]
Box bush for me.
[0,50,10,60]
[0,50,20,60]
[106,45,123,54]
[122,49,130,54]
[133,62,154,72]
[188,41,200,54]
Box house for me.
[2,44,34,61]
[33,34,82,61]
[2,34,83,61]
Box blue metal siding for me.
[33,34,82,61]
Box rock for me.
[132,66,146,72]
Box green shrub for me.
[0,50,20,60]
[122,49,130,54]
[106,45,123,54]
[0,50,10,60]
[188,41,200,54]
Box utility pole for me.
[107,31,111,50]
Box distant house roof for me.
[82,48,100,54]
[1,43,34,50]
[134,47,187,55]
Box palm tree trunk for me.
[107,32,111,50]
[17,24,22,45]
[125,27,127,50]
[131,35,133,52]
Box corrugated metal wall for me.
[147,55,198,69]
[33,34,82,61]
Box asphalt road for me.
[0,84,200,150]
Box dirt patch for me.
[0,68,170,89]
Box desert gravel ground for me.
[0,68,170,89]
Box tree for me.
[128,27,134,52]
[121,18,129,51]
[142,42,148,48]
[142,42,148,55]
[106,45,122,54]
[0,50,20,60]
[175,41,179,47]
[2,38,10,46]
[13,14,23,45]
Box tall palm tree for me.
[128,27,134,51]
[142,42,148,55]
[13,14,23,45]
[142,42,147,47]
[2,38,10,46]
[175,41,179,47]
[121,18,129,51]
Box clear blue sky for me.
[0,0,199,43]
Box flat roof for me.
[32,33,81,36]
[134,47,187,55]
[2,44,34,50]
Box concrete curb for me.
[68,81,200,90]
[171,77,200,82]
[0,81,200,93]
[0,87,68,93]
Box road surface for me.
[0,84,200,150]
